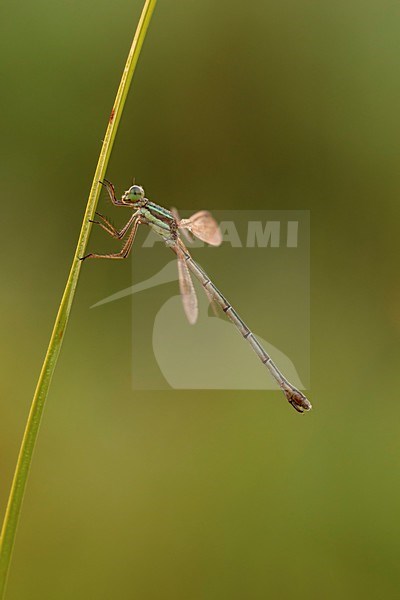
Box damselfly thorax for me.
[139,202,177,242]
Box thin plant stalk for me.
[0,0,157,595]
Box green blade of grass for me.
[0,0,157,596]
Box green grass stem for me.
[0,1,157,596]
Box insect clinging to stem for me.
[80,179,312,413]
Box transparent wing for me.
[204,285,220,317]
[171,207,196,243]
[176,238,218,319]
[178,211,222,246]
[176,248,198,324]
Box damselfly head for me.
[123,184,145,204]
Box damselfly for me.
[80,180,312,413]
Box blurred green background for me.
[1,0,400,598]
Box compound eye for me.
[130,185,144,198]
